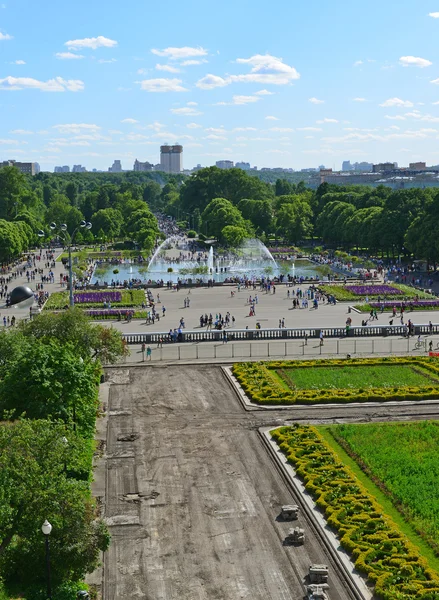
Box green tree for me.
[91,208,123,240]
[142,180,161,208]
[202,198,248,240]
[0,419,109,591]
[221,225,248,247]
[276,200,313,244]
[0,166,28,220]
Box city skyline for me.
[1,0,439,171]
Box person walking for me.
[141,342,146,361]
[319,331,324,346]
[146,346,152,361]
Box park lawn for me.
[45,289,145,310]
[328,421,439,560]
[277,364,439,390]
[318,425,439,572]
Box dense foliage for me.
[331,421,439,555]
[233,357,439,404]
[0,310,128,597]
[272,424,439,600]
[3,163,439,255]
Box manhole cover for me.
[117,433,139,442]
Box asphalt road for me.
[100,365,373,600]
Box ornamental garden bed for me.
[328,421,439,559]
[232,357,439,405]
[272,424,439,599]
[44,289,145,310]
[319,283,434,302]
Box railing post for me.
[354,340,357,354]
[337,339,339,355]
[285,341,287,358]
[196,345,198,360]
[232,344,234,359]
[250,343,252,358]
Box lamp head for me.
[50,222,57,231]
[86,222,92,230]
[37,230,45,238]
[41,520,52,536]
[80,220,86,228]
[60,224,67,231]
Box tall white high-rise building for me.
[160,145,183,173]
[109,160,122,173]
[216,160,234,169]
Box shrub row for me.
[272,424,439,600]
[319,283,434,302]
[232,357,439,405]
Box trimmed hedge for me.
[271,424,439,600]
[232,357,439,405]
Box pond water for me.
[92,259,332,285]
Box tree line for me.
[1,163,438,261]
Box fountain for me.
[207,246,214,273]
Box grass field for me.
[330,421,439,556]
[277,364,439,390]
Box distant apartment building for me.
[72,165,87,173]
[235,161,251,170]
[1,159,40,176]
[216,160,234,169]
[54,165,70,173]
[133,159,154,172]
[109,160,122,173]
[342,160,373,172]
[409,162,427,170]
[342,160,352,171]
[373,162,398,173]
[160,145,183,173]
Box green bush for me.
[198,233,207,241]
[187,230,197,238]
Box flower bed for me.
[74,291,122,304]
[85,309,148,320]
[346,284,402,296]
[355,300,439,313]
[45,289,145,310]
[320,283,434,302]
[271,424,439,600]
[232,357,439,405]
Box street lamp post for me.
[41,520,52,600]
[39,221,92,308]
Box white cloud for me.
[56,52,84,60]
[399,55,432,68]
[429,12,439,17]
[0,76,84,92]
[270,127,294,132]
[297,127,322,131]
[431,78,439,85]
[255,89,274,96]
[0,31,12,41]
[0,139,19,144]
[187,122,201,129]
[138,78,188,92]
[13,60,25,65]
[205,127,226,134]
[353,97,367,102]
[156,63,180,73]
[265,115,279,121]
[316,118,339,123]
[204,134,227,140]
[180,59,208,66]
[234,53,300,85]
[10,129,33,134]
[187,101,198,106]
[232,95,261,104]
[98,58,117,64]
[65,36,117,50]
[197,54,299,89]
[171,106,203,115]
[196,74,229,89]
[354,60,363,67]
[385,115,407,120]
[121,118,138,124]
[233,127,257,131]
[53,123,100,134]
[151,46,208,60]
[309,97,324,104]
[380,97,414,107]
[125,133,149,141]
[147,121,165,131]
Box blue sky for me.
[2,0,439,172]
